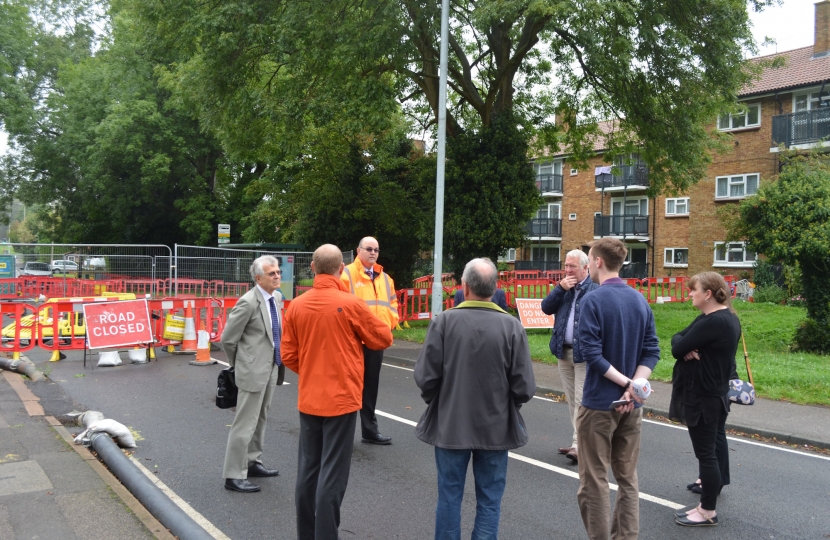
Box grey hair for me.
[565,249,589,267]
[250,255,279,281]
[461,258,498,298]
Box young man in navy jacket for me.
[576,238,660,540]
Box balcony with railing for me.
[535,173,563,195]
[595,165,649,190]
[771,108,830,148]
[594,214,650,238]
[525,218,562,238]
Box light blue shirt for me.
[256,285,281,328]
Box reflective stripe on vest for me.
[343,266,356,294]
[382,273,397,316]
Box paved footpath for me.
[0,369,174,540]
[386,339,830,450]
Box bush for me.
[753,285,788,305]
[784,263,803,298]
[793,319,830,354]
[787,295,807,308]
[753,259,780,288]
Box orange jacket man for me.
[282,244,393,540]
[340,236,399,445]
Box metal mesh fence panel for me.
[174,245,354,299]
[4,244,173,297]
[0,243,353,299]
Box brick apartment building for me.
[510,1,830,279]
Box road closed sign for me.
[515,299,554,329]
[84,299,153,349]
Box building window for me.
[794,90,830,111]
[500,248,516,262]
[611,197,648,216]
[714,242,757,267]
[570,168,578,176]
[718,104,760,130]
[535,203,561,219]
[531,246,560,262]
[665,197,689,216]
[716,174,759,199]
[664,248,689,267]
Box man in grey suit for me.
[221,255,285,493]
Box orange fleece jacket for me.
[281,273,393,416]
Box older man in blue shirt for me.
[540,249,598,463]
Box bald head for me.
[461,258,498,300]
[312,244,343,276]
[356,236,379,267]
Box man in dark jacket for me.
[540,249,599,463]
[415,257,536,539]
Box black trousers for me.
[360,345,384,438]
[687,408,728,511]
[296,411,357,540]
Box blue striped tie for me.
[268,297,282,365]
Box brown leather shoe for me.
[558,446,572,455]
[565,448,578,463]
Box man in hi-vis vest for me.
[340,236,399,445]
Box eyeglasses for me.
[361,247,380,253]
[263,270,281,277]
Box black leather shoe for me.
[247,463,279,477]
[224,478,260,493]
[361,433,392,445]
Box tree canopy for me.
[137,0,774,195]
[725,151,830,352]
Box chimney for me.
[815,0,830,58]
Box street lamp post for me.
[431,0,450,317]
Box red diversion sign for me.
[515,299,554,329]
[83,300,153,349]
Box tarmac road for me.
[22,346,830,540]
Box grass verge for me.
[393,301,830,407]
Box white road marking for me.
[383,362,830,461]
[375,409,682,509]
[130,455,231,540]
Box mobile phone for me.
[609,399,632,410]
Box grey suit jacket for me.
[221,287,282,393]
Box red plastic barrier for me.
[643,277,688,303]
[165,278,210,297]
[0,302,40,357]
[722,275,739,299]
[396,288,453,322]
[0,279,24,299]
[513,279,555,302]
[124,279,164,296]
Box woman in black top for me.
[669,272,741,527]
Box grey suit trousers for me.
[222,363,279,479]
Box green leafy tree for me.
[0,1,247,246]
[137,0,775,196]
[436,113,540,279]
[252,127,431,287]
[725,151,830,353]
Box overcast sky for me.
[0,0,819,156]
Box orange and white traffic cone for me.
[189,321,216,366]
[180,306,197,352]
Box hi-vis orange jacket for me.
[340,260,399,330]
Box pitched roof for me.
[742,46,830,97]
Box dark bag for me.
[216,367,238,409]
